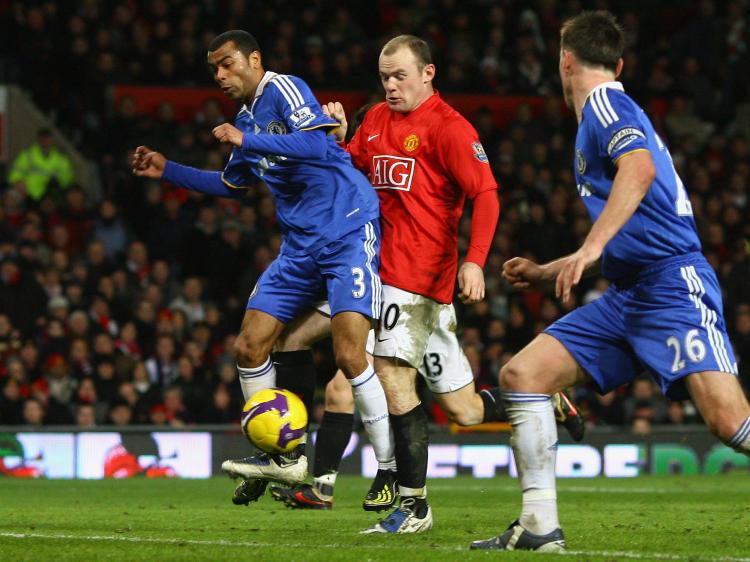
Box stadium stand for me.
[0,1,749,434]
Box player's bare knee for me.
[334,347,367,378]
[233,337,250,365]
[499,360,553,394]
[499,362,525,392]
[233,334,272,368]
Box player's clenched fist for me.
[131,146,166,179]
[502,257,545,290]
[322,101,347,143]
[457,262,485,304]
[213,123,244,147]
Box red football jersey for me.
[347,93,497,304]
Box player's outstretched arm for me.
[131,144,242,199]
[322,102,348,143]
[554,150,656,303]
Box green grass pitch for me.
[1,474,749,561]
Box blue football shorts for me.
[246,220,382,324]
[545,252,738,399]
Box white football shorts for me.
[374,285,474,394]
[316,292,472,393]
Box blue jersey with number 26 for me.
[221,71,379,256]
[574,81,701,280]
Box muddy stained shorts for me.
[374,285,474,394]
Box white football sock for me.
[349,365,395,466]
[237,357,276,402]
[503,391,559,535]
[729,416,750,456]
[313,473,336,499]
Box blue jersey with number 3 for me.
[574,81,701,280]
[221,71,379,256]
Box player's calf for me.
[685,371,750,455]
[434,386,486,426]
[391,405,429,490]
[444,387,585,442]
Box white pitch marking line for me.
[428,483,750,494]
[2,532,750,561]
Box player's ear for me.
[423,63,436,83]
[614,57,624,78]
[249,50,262,69]
[559,49,574,75]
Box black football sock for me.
[391,404,429,508]
[272,350,317,426]
[312,411,354,497]
[480,387,506,423]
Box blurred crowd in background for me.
[1,0,750,434]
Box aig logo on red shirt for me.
[371,155,415,191]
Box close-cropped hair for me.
[208,30,261,56]
[560,11,624,72]
[381,35,433,71]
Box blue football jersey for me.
[221,71,379,256]
[574,81,702,280]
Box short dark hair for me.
[560,11,624,73]
[381,35,432,71]
[208,30,261,56]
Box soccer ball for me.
[241,388,308,454]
